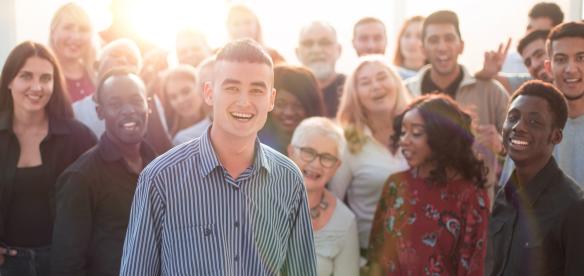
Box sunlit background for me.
[1,0,582,73]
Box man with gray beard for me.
[296,21,345,118]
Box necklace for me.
[310,192,329,219]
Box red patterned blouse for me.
[368,170,489,275]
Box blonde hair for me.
[336,55,411,154]
[49,2,97,82]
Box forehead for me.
[355,22,385,35]
[101,75,145,99]
[300,24,335,40]
[214,60,272,84]
[358,61,386,76]
[550,37,584,55]
[56,12,90,27]
[20,56,54,73]
[403,108,425,125]
[523,38,546,53]
[297,132,339,152]
[509,95,552,115]
[424,23,459,38]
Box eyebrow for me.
[221,79,241,86]
[250,81,268,89]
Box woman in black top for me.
[0,41,97,276]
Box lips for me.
[303,169,322,181]
[119,119,142,132]
[230,111,254,121]
[508,137,530,151]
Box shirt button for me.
[204,228,212,236]
[235,221,240,228]
[234,255,239,262]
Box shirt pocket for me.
[166,223,225,274]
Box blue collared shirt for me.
[120,128,317,275]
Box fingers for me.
[503,38,512,56]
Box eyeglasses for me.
[293,146,339,168]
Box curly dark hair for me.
[391,94,487,188]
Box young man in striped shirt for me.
[120,38,317,275]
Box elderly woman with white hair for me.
[287,117,359,276]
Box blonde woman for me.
[330,55,411,256]
[49,2,97,102]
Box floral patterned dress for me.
[368,170,489,275]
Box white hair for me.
[290,117,346,157]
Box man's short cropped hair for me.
[517,29,550,55]
[422,10,461,40]
[510,80,568,129]
[529,2,564,27]
[215,38,273,68]
[546,21,584,56]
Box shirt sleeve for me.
[281,181,317,276]
[333,216,360,276]
[328,149,353,200]
[119,172,165,276]
[456,188,490,276]
[51,170,93,276]
[562,200,584,275]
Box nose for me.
[399,132,411,147]
[511,117,528,133]
[31,79,42,91]
[237,91,250,106]
[120,103,137,115]
[565,59,578,74]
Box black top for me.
[4,165,52,247]
[0,111,97,245]
[322,73,346,118]
[486,157,584,276]
[51,134,156,276]
[421,65,464,98]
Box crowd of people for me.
[0,1,584,276]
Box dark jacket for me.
[51,134,156,276]
[0,111,97,242]
[486,157,584,276]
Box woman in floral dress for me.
[368,94,490,275]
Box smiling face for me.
[288,133,340,192]
[271,89,307,134]
[423,23,464,77]
[9,56,54,115]
[204,60,275,141]
[521,38,553,82]
[399,108,433,172]
[502,95,559,166]
[400,21,425,64]
[355,61,398,115]
[353,22,387,56]
[546,37,584,102]
[97,74,149,146]
[165,77,202,119]
[296,23,341,80]
[176,35,210,67]
[51,13,91,63]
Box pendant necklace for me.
[310,192,329,219]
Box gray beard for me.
[307,62,335,80]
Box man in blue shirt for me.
[120,39,317,275]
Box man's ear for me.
[544,59,552,75]
[287,144,294,157]
[96,103,104,120]
[551,128,563,145]
[268,88,277,112]
[203,81,214,106]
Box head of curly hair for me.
[391,94,488,188]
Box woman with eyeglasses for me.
[368,94,489,275]
[330,55,412,259]
[288,117,359,276]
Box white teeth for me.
[303,170,321,179]
[402,150,412,158]
[231,112,253,119]
[123,122,136,128]
[565,78,581,83]
[511,139,529,146]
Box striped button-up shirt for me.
[120,129,317,275]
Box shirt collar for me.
[505,157,562,207]
[198,125,271,178]
[98,133,156,166]
[0,110,71,135]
